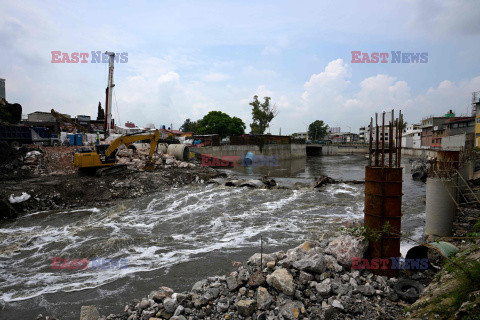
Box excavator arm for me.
[51,109,88,133]
[74,129,161,174]
[105,129,160,157]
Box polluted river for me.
[0,155,426,320]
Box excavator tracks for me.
[95,164,127,177]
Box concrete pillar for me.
[425,177,456,236]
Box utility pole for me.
[105,51,115,137]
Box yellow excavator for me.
[73,129,160,176]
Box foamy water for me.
[0,155,426,319]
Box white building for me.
[401,124,422,149]
[359,126,366,142]
[115,126,144,135]
[364,124,398,145]
[292,132,307,140]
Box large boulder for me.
[152,286,174,302]
[79,306,100,320]
[266,268,295,296]
[325,235,368,267]
[163,297,178,313]
[279,300,304,319]
[236,299,256,317]
[256,286,273,310]
[278,241,312,267]
[248,270,266,287]
[226,275,240,291]
[292,253,326,274]
[248,251,284,266]
[316,281,332,297]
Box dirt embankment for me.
[0,145,224,219]
[406,207,480,319]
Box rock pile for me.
[0,141,33,174]
[103,236,406,320]
[115,145,196,171]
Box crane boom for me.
[105,51,115,136]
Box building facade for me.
[474,101,480,147]
[401,124,422,148]
[364,124,398,145]
[419,113,453,148]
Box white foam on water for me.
[0,175,424,305]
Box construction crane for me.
[104,51,115,137]
[73,129,160,176]
[51,109,88,133]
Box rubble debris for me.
[0,140,24,173]
[224,179,245,187]
[106,239,410,320]
[239,179,264,188]
[206,178,225,185]
[261,174,277,188]
[0,167,225,219]
[314,175,336,188]
[325,235,369,268]
[411,159,428,182]
[115,145,196,171]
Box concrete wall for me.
[321,145,368,155]
[191,143,443,160]
[28,112,56,123]
[441,133,474,151]
[401,148,437,158]
[190,143,306,162]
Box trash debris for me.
[239,179,264,188]
[411,159,428,181]
[9,192,31,203]
[314,175,336,188]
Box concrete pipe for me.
[167,144,190,161]
[157,143,168,154]
[425,177,456,237]
[458,162,470,189]
[466,160,475,180]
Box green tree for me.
[179,118,199,132]
[97,102,105,120]
[249,95,278,134]
[196,111,246,138]
[308,120,329,141]
[0,102,22,124]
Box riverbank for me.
[0,145,225,219]
[0,154,428,319]
[80,205,480,320]
[88,236,410,320]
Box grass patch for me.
[427,255,480,318]
[473,219,480,234]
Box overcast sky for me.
[1,0,480,134]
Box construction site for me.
[2,1,480,319]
